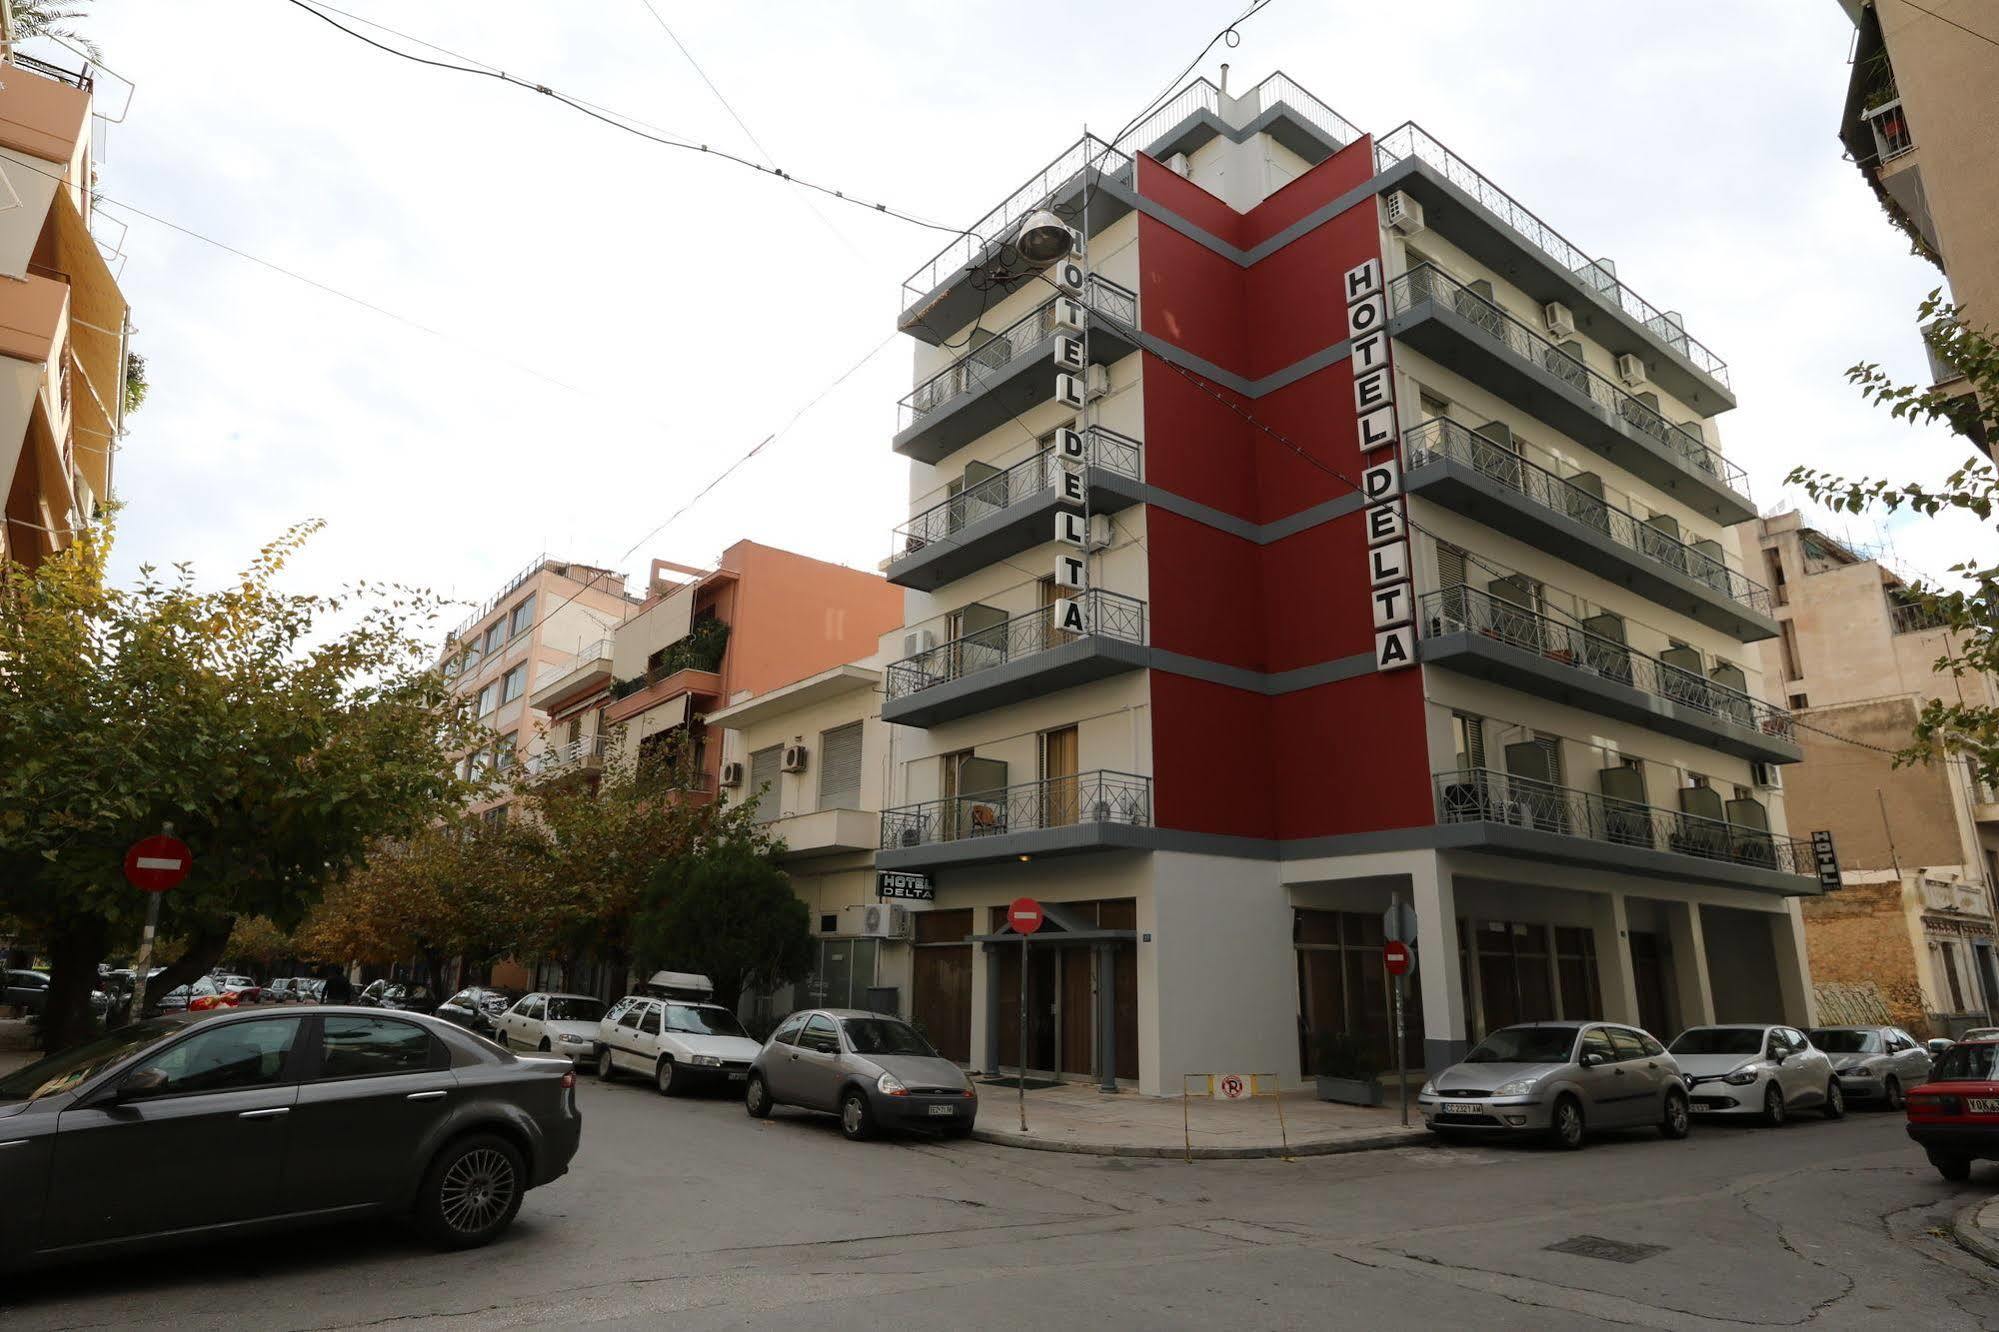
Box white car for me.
[493,991,608,1061]
[594,994,764,1095]
[1668,1023,1843,1125]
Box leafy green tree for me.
[223,915,293,975]
[633,839,812,1013]
[0,523,480,1049]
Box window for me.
[500,664,527,705]
[801,1014,841,1054]
[818,722,864,811]
[1607,1028,1646,1061]
[476,682,498,716]
[509,594,536,639]
[482,804,508,827]
[772,1013,808,1047]
[319,1016,434,1079]
[131,1018,301,1095]
[495,733,517,772]
[617,1003,645,1030]
[1580,1028,1615,1064]
[484,623,504,655]
[545,997,604,1022]
[807,938,879,1009]
[1778,620,1804,681]
[1451,713,1486,771]
[638,1006,662,1036]
[1788,693,1809,710]
[749,745,783,821]
[664,1005,749,1038]
[1638,1031,1666,1057]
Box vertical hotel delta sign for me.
[1345,258,1416,672]
[1048,255,1098,638]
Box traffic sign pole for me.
[1008,898,1045,1133]
[1391,890,1407,1127]
[124,825,191,1015]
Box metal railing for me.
[1433,768,1811,874]
[534,637,615,693]
[1890,600,1952,635]
[1389,266,1749,499]
[13,51,92,91]
[881,770,1151,850]
[1374,124,1730,389]
[449,552,549,642]
[884,588,1147,703]
[1423,586,1795,742]
[898,276,1138,432]
[522,735,609,779]
[1236,72,1365,152]
[1403,419,1771,614]
[892,427,1143,558]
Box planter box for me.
[1315,1074,1384,1106]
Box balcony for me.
[763,808,881,861]
[1890,599,1952,635]
[1372,124,1731,409]
[1387,265,1755,524]
[877,770,1154,870]
[1402,418,1776,641]
[1420,587,1800,764]
[529,637,616,711]
[604,667,723,727]
[521,735,609,785]
[893,276,1140,464]
[880,588,1148,728]
[1432,768,1817,895]
[886,427,1144,590]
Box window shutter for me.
[749,745,782,819]
[817,722,864,811]
[1437,543,1467,591]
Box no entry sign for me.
[124,834,192,893]
[1008,897,1045,935]
[1383,939,1412,977]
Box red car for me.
[1906,1037,1999,1180]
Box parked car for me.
[213,975,263,1004]
[434,987,521,1038]
[356,981,437,1014]
[156,977,237,1015]
[1668,1024,1841,1124]
[1929,1037,1958,1058]
[264,977,307,1003]
[595,994,763,1094]
[494,993,606,1060]
[746,1009,978,1141]
[1962,1028,1999,1043]
[1906,1037,1999,1180]
[1808,1025,1931,1110]
[1419,1022,1688,1149]
[4,970,49,1015]
[0,1005,581,1268]
[297,978,326,1004]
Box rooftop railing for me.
[892,426,1142,559]
[898,275,1137,432]
[1374,124,1730,389]
[884,588,1147,703]
[1402,419,1771,614]
[450,552,549,642]
[1236,72,1365,152]
[1422,586,1795,743]
[1890,600,1952,635]
[881,769,1151,850]
[1389,265,1750,500]
[1433,768,1811,876]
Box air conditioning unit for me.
[1750,761,1782,789]
[901,628,937,658]
[1384,189,1426,236]
[1164,151,1191,178]
[843,903,911,939]
[1084,363,1110,400]
[719,761,744,788]
[1543,301,1575,340]
[1615,353,1647,387]
[781,743,808,774]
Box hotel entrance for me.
[980,898,1137,1087]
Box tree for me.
[10,2,99,60]
[632,840,812,1012]
[0,522,481,1049]
[224,915,292,974]
[1788,291,1999,788]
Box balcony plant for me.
[1311,1031,1384,1106]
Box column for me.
[1590,892,1641,1024]
[978,943,1000,1074]
[1096,942,1118,1093]
[1411,853,1467,1072]
[1768,903,1817,1028]
[1664,899,1716,1029]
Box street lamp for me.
[1014,210,1075,264]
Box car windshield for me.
[1669,1028,1766,1056]
[1964,1029,1999,1041]
[1464,1027,1577,1064]
[1933,1043,1998,1081]
[545,997,605,1022]
[663,1004,748,1037]
[1808,1029,1880,1054]
[478,992,515,1013]
[841,1018,934,1057]
[0,1020,178,1104]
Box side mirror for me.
[116,1068,169,1102]
[1578,1052,1602,1068]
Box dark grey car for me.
[745,1009,977,1141]
[0,1005,581,1269]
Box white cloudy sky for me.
[57,0,1990,613]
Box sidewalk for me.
[970,1079,1430,1159]
[1952,1195,1999,1267]
[0,1016,38,1076]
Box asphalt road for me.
[8,1074,1999,1330]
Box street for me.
[7,1076,1999,1329]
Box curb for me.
[968,1125,1431,1159]
[1951,1196,1999,1268]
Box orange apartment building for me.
[0,49,128,567]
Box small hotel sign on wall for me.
[1345,258,1416,673]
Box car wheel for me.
[537,1038,551,1054]
[1547,1094,1585,1150]
[1822,1079,1845,1120]
[745,1072,772,1119]
[1762,1084,1787,1127]
[1884,1076,1904,1111]
[1660,1089,1691,1140]
[596,1046,618,1081]
[1931,1152,1973,1182]
[655,1057,678,1097]
[839,1088,876,1142]
[415,1134,525,1250]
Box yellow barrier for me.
[1180,1072,1291,1163]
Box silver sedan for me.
[1808,1025,1931,1109]
[1420,1022,1689,1150]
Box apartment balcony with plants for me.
[876,769,1154,871]
[603,617,730,728]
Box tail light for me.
[560,1070,576,1090]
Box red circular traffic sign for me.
[1008,897,1045,935]
[1383,939,1412,977]
[124,835,192,893]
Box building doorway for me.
[912,909,974,1063]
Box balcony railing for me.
[892,427,1143,559]
[1374,124,1729,390]
[1890,599,1952,635]
[881,770,1152,850]
[450,552,548,642]
[1403,419,1771,614]
[1422,586,1795,743]
[522,735,609,779]
[1434,768,1811,875]
[1388,265,1749,499]
[898,277,1138,432]
[883,588,1147,703]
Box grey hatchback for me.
[746,1009,978,1141]
[1420,1021,1690,1149]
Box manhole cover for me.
[1544,1235,1668,1264]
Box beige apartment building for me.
[1752,512,1999,1033]
[1837,0,1999,458]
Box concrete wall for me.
[1701,904,1786,1022]
[1782,696,1962,870]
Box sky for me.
[52,0,1992,622]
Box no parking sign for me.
[1212,1073,1251,1101]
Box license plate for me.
[927,1104,957,1117]
[1969,1098,1999,1114]
[1441,1102,1483,1115]
[728,1071,747,1081]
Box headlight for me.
[689,1054,723,1067]
[558,1032,589,1044]
[1419,1080,1435,1097]
[1492,1077,1538,1098]
[1721,1067,1760,1086]
[878,1072,908,1096]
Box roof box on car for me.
[640,971,715,1001]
